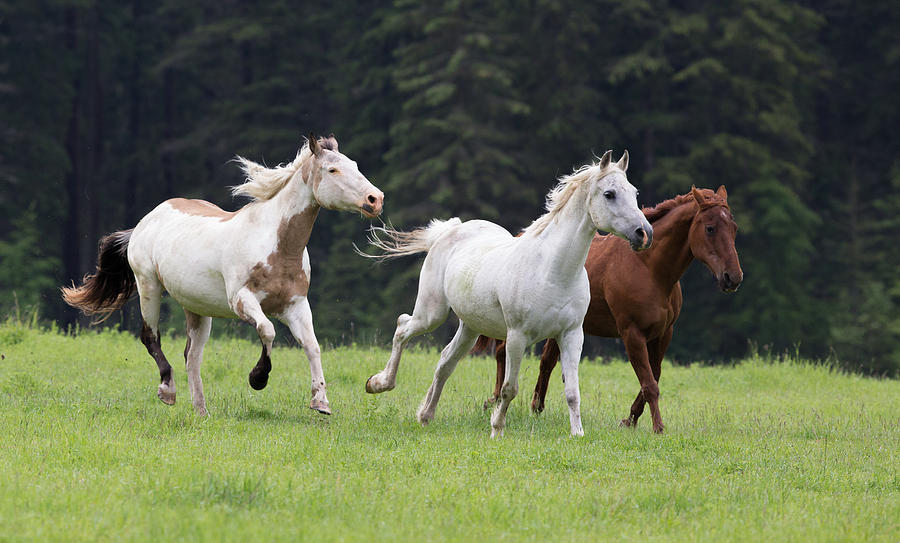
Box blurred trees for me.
[1,0,898,374]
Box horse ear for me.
[691,185,705,204]
[308,133,321,156]
[716,185,728,199]
[326,133,339,152]
[616,150,629,171]
[599,150,613,169]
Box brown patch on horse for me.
[168,198,236,221]
[245,205,320,315]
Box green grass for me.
[1,321,898,542]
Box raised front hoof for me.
[248,370,270,391]
[309,399,332,415]
[365,374,393,394]
[157,385,176,406]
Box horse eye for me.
[328,167,338,174]
[603,190,615,200]
[705,225,715,234]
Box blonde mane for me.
[230,143,313,201]
[523,161,623,236]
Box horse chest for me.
[245,258,309,314]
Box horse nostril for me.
[367,194,378,204]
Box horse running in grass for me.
[363,150,651,437]
[62,135,383,416]
[478,186,742,433]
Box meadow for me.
[0,320,898,542]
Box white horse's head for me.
[307,134,384,218]
[586,150,652,250]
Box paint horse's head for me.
[688,186,743,292]
[587,150,652,251]
[306,134,384,218]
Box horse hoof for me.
[530,402,544,414]
[309,399,331,415]
[157,387,176,406]
[248,371,269,391]
[490,427,504,439]
[365,375,392,394]
[653,424,665,434]
[620,418,635,428]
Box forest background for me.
[1,0,898,375]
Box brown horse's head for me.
[689,186,743,292]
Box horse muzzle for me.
[360,192,384,218]
[718,270,743,292]
[629,225,653,251]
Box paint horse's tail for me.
[360,218,462,261]
[61,229,136,322]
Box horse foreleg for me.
[621,325,663,433]
[483,340,506,410]
[232,289,276,391]
[418,322,479,424]
[531,339,560,413]
[557,328,585,437]
[281,298,330,415]
[184,309,212,416]
[136,277,175,406]
[490,332,526,438]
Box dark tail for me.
[61,229,136,322]
[470,335,499,356]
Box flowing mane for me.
[230,137,338,201]
[524,161,623,236]
[642,189,729,224]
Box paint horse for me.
[62,135,383,416]
[480,186,742,432]
[364,151,651,437]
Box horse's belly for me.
[165,274,234,318]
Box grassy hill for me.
[1,321,898,541]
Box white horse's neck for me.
[271,160,319,217]
[529,184,597,280]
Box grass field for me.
[1,320,898,542]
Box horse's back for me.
[128,199,242,317]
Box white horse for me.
[63,135,383,416]
[364,150,651,437]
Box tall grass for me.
[0,320,897,541]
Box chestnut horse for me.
[480,186,742,433]
[62,135,383,416]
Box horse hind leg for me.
[417,322,479,424]
[366,260,450,394]
[184,309,212,416]
[490,332,527,438]
[135,275,175,405]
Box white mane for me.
[231,143,313,201]
[523,161,623,236]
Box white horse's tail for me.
[360,218,462,261]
